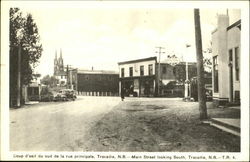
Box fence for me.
[77,91,119,97]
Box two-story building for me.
[211,14,241,106]
[118,57,176,97]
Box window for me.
[162,66,167,74]
[213,56,219,92]
[148,64,153,75]
[129,67,133,77]
[121,68,124,77]
[235,47,240,81]
[140,66,144,76]
[61,76,63,79]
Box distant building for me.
[118,57,176,97]
[54,49,67,85]
[22,75,42,102]
[211,14,241,106]
[70,69,119,96]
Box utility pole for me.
[66,64,74,89]
[66,65,69,89]
[17,44,21,107]
[155,47,165,96]
[194,9,208,120]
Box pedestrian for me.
[121,87,125,101]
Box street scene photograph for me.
[1,0,249,161]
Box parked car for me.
[40,86,54,102]
[64,89,77,100]
[40,92,54,102]
[54,90,67,101]
[54,89,77,101]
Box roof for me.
[118,57,157,65]
[77,69,118,75]
[227,19,241,31]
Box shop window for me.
[129,67,133,77]
[148,64,153,75]
[140,66,144,76]
[213,56,219,92]
[235,47,240,81]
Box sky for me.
[7,2,241,77]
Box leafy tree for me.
[9,8,43,106]
[203,47,212,72]
[168,47,212,83]
[41,75,58,87]
[173,63,197,83]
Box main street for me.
[10,96,120,151]
[10,96,240,152]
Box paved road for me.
[10,96,121,151]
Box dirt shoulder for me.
[83,99,240,152]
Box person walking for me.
[121,87,125,101]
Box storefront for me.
[120,76,155,97]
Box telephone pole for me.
[155,46,165,96]
[194,9,208,120]
[17,44,21,107]
[66,64,74,89]
[66,65,69,89]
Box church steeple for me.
[54,50,58,75]
[54,48,65,76]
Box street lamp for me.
[184,44,191,100]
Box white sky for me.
[6,2,241,77]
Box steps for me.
[205,118,240,137]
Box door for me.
[229,49,234,102]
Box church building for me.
[54,49,67,86]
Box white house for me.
[211,14,241,106]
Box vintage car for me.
[54,89,77,101]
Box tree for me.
[173,63,197,83]
[41,75,58,87]
[203,47,212,73]
[9,8,43,106]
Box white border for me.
[1,1,249,161]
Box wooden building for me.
[70,69,119,96]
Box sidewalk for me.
[207,105,240,137]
